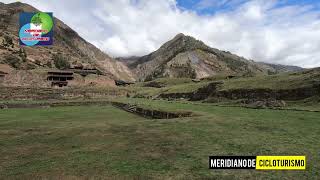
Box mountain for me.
[0,2,135,81]
[125,33,303,81]
[115,56,141,67]
[258,62,304,73]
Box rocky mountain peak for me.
[162,33,208,52]
[7,2,24,6]
[5,2,37,12]
[171,33,187,41]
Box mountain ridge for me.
[0,2,304,83]
[121,33,303,81]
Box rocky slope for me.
[126,33,302,81]
[258,62,304,73]
[0,2,135,81]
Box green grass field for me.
[0,100,319,179]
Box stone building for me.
[47,71,74,87]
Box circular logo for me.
[19,12,54,46]
[31,12,53,35]
[19,23,39,46]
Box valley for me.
[0,2,319,179]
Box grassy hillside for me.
[128,78,210,97]
[127,68,320,97]
[0,103,319,179]
[222,68,320,90]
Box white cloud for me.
[2,0,320,68]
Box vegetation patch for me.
[4,55,22,69]
[53,53,71,70]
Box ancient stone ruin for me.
[47,71,74,87]
[111,102,194,119]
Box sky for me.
[1,0,320,68]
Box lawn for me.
[0,102,319,179]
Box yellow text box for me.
[256,156,306,170]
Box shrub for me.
[53,53,70,70]
[5,55,21,68]
[19,48,27,62]
[3,35,13,47]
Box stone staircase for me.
[125,104,137,113]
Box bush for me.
[5,55,21,68]
[19,48,27,62]
[4,35,13,47]
[53,54,70,70]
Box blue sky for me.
[177,0,320,15]
[177,0,247,14]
